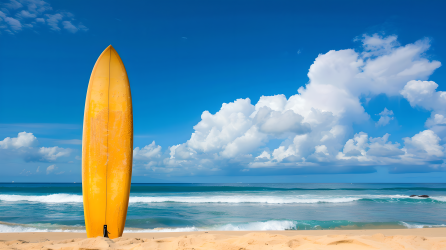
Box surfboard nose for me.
[98,45,114,58]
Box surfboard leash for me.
[103,225,110,238]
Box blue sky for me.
[1,0,446,183]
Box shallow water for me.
[1,183,445,232]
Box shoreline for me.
[1,228,446,241]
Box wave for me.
[2,185,446,194]
[2,220,445,233]
[129,196,361,204]
[431,196,446,202]
[0,194,82,203]
[1,194,446,204]
[126,220,298,232]
[0,220,302,233]
[0,194,360,204]
[128,185,446,192]
[0,222,84,233]
[360,195,446,203]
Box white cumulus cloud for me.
[0,132,71,162]
[401,80,446,140]
[403,130,444,158]
[376,108,394,127]
[39,146,71,161]
[133,141,162,160]
[132,34,443,175]
[0,131,37,149]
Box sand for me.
[1,229,446,250]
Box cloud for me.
[0,0,87,34]
[16,10,36,18]
[401,80,446,140]
[367,134,404,157]
[256,151,271,161]
[401,80,440,109]
[46,164,56,174]
[62,20,77,33]
[132,34,444,176]
[77,24,88,32]
[39,146,71,161]
[184,98,255,155]
[45,13,62,31]
[378,108,394,116]
[0,131,37,149]
[5,0,23,9]
[315,145,329,155]
[3,16,22,31]
[403,130,443,157]
[25,0,52,13]
[337,133,405,161]
[360,34,399,57]
[253,107,310,135]
[133,141,162,160]
[221,126,267,158]
[0,132,71,162]
[36,166,39,172]
[334,131,444,174]
[376,108,394,127]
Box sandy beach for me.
[1,228,446,250]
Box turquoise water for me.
[1,183,445,232]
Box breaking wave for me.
[1,194,446,204]
[2,220,445,233]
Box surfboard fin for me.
[103,225,110,238]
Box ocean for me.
[1,183,445,233]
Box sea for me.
[1,183,446,233]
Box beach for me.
[1,229,446,249]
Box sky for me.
[1,0,446,183]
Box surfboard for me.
[82,45,133,239]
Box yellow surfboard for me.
[82,45,133,239]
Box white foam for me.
[3,220,445,233]
[399,222,424,229]
[124,220,297,233]
[0,194,359,204]
[431,196,446,202]
[0,224,46,233]
[399,222,446,229]
[0,220,295,233]
[0,224,84,233]
[128,196,361,204]
[367,195,446,203]
[214,220,296,231]
[365,194,421,199]
[1,194,444,204]
[0,194,82,203]
[125,227,199,233]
